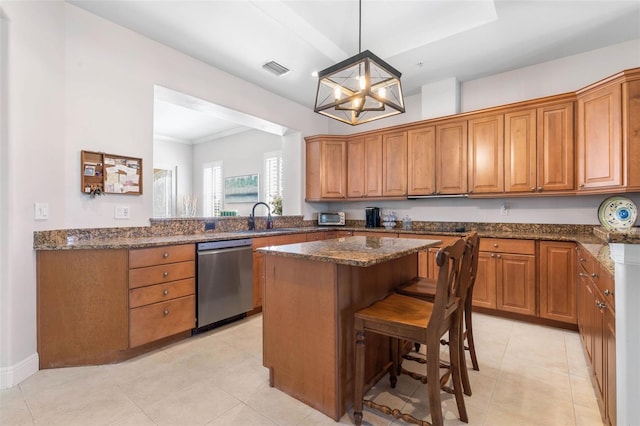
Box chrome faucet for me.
[249,202,273,230]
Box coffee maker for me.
[365,207,380,228]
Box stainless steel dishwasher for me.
[196,238,253,331]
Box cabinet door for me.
[347,136,366,198]
[605,306,616,426]
[468,114,504,193]
[365,134,384,197]
[537,102,574,192]
[252,251,264,309]
[347,135,383,198]
[505,109,537,193]
[496,253,536,316]
[472,252,497,309]
[436,120,468,194]
[321,140,348,198]
[382,131,407,196]
[577,82,622,189]
[539,241,577,324]
[407,126,436,195]
[593,283,605,399]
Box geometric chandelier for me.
[314,1,405,125]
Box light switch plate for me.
[115,205,130,219]
[35,202,49,220]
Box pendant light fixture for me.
[314,0,405,126]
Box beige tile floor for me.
[0,313,605,426]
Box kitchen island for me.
[258,236,441,421]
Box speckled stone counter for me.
[257,235,441,267]
[32,220,617,274]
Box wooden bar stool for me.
[353,238,472,426]
[397,232,480,384]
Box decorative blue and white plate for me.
[598,196,638,231]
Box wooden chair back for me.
[428,238,471,341]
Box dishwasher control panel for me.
[197,238,252,251]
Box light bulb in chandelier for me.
[334,86,342,100]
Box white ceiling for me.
[68,0,640,142]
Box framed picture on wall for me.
[224,174,259,203]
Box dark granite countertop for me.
[33,222,622,275]
[256,235,441,267]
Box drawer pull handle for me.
[163,290,169,296]
[163,310,170,316]
[604,289,612,296]
[579,258,586,262]
[537,186,543,191]
[579,272,587,277]
[596,301,606,309]
[591,273,597,278]
[496,254,501,259]
[163,272,169,278]
[163,252,169,259]
[490,253,496,258]
[531,187,535,192]
[493,243,498,248]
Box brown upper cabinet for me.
[305,136,348,201]
[347,134,383,198]
[505,100,575,194]
[436,119,468,195]
[382,131,408,196]
[407,120,467,196]
[407,119,468,196]
[306,67,638,201]
[407,126,436,195]
[468,114,504,194]
[577,68,640,193]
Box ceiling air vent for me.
[262,60,290,77]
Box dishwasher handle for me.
[197,245,252,256]
[197,238,252,252]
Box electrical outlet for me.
[34,202,49,220]
[500,203,509,216]
[115,205,130,219]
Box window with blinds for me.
[264,151,282,209]
[203,161,223,216]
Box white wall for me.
[192,129,282,216]
[1,1,66,388]
[462,39,640,111]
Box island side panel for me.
[262,252,419,421]
[337,253,418,417]
[262,254,340,419]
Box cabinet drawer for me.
[129,261,195,289]
[577,247,597,277]
[129,278,195,308]
[596,268,615,310]
[479,238,535,254]
[129,244,195,269]
[129,295,195,347]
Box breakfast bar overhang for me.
[258,236,441,420]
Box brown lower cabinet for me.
[36,244,196,368]
[577,245,616,426]
[473,238,536,315]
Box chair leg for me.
[389,338,400,388]
[450,322,469,423]
[465,307,479,371]
[426,338,444,426]
[354,327,365,426]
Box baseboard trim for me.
[0,352,39,389]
